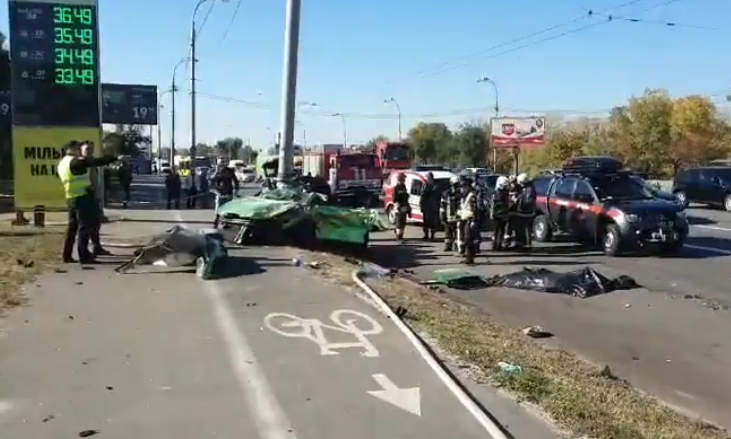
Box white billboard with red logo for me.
[491,116,545,148]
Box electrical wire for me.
[196,0,217,37]
[193,87,729,120]
[379,0,651,87]
[591,11,718,30]
[217,0,243,48]
[398,0,683,84]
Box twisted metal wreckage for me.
[115,166,390,280]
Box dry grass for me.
[300,249,729,439]
[0,226,64,313]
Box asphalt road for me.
[107,175,731,427]
[0,212,561,439]
[366,206,731,429]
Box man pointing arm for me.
[58,140,117,264]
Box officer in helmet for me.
[515,172,536,249]
[440,174,460,252]
[393,172,410,241]
[491,175,511,250]
[457,172,480,264]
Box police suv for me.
[532,157,689,256]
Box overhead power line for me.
[591,11,718,30]
[379,0,652,87]
[217,0,244,47]
[194,87,729,120]
[393,0,683,84]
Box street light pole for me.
[333,113,347,147]
[383,97,401,139]
[171,58,188,169]
[477,76,500,171]
[157,89,172,163]
[277,0,302,182]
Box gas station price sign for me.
[8,0,101,127]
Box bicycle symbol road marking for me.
[264,309,383,357]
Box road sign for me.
[12,126,101,209]
[102,83,158,125]
[8,0,101,127]
[490,116,545,148]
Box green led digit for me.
[77,69,94,85]
[74,49,93,65]
[54,28,73,44]
[75,28,93,45]
[53,6,72,24]
[55,68,71,84]
[54,47,71,64]
[74,7,93,25]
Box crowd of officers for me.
[391,171,537,265]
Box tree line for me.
[368,89,731,179]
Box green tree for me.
[450,123,488,167]
[194,143,215,158]
[669,95,728,173]
[407,122,452,164]
[364,135,389,152]
[240,144,258,164]
[103,125,150,157]
[215,137,244,159]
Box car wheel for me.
[602,223,622,256]
[724,194,731,212]
[532,214,552,242]
[674,191,688,208]
[387,205,396,225]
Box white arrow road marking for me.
[367,373,421,417]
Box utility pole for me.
[277,0,302,183]
[384,97,401,139]
[190,24,198,159]
[157,104,163,160]
[171,81,177,166]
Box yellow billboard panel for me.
[13,127,101,210]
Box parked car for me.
[672,166,731,211]
[532,158,688,256]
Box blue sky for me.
[2,0,730,151]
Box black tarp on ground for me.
[484,266,639,298]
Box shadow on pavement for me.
[688,215,717,226]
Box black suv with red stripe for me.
[532,158,689,256]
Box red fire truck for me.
[376,141,413,177]
[303,144,382,205]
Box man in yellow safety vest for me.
[58,140,118,264]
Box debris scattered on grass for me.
[522,326,552,339]
[498,361,523,375]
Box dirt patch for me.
[298,249,729,439]
[0,226,64,313]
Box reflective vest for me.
[57,156,91,200]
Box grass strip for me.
[300,249,728,439]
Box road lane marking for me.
[367,374,421,416]
[264,309,383,357]
[685,244,731,255]
[0,400,11,415]
[353,270,511,439]
[175,213,297,439]
[693,225,731,233]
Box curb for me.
[352,268,510,439]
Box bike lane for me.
[213,247,560,439]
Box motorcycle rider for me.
[491,176,511,251]
[515,173,537,249]
[440,175,460,252]
[457,173,480,265]
[393,172,410,242]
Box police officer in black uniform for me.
[514,173,537,250]
[440,175,460,251]
[491,176,511,251]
